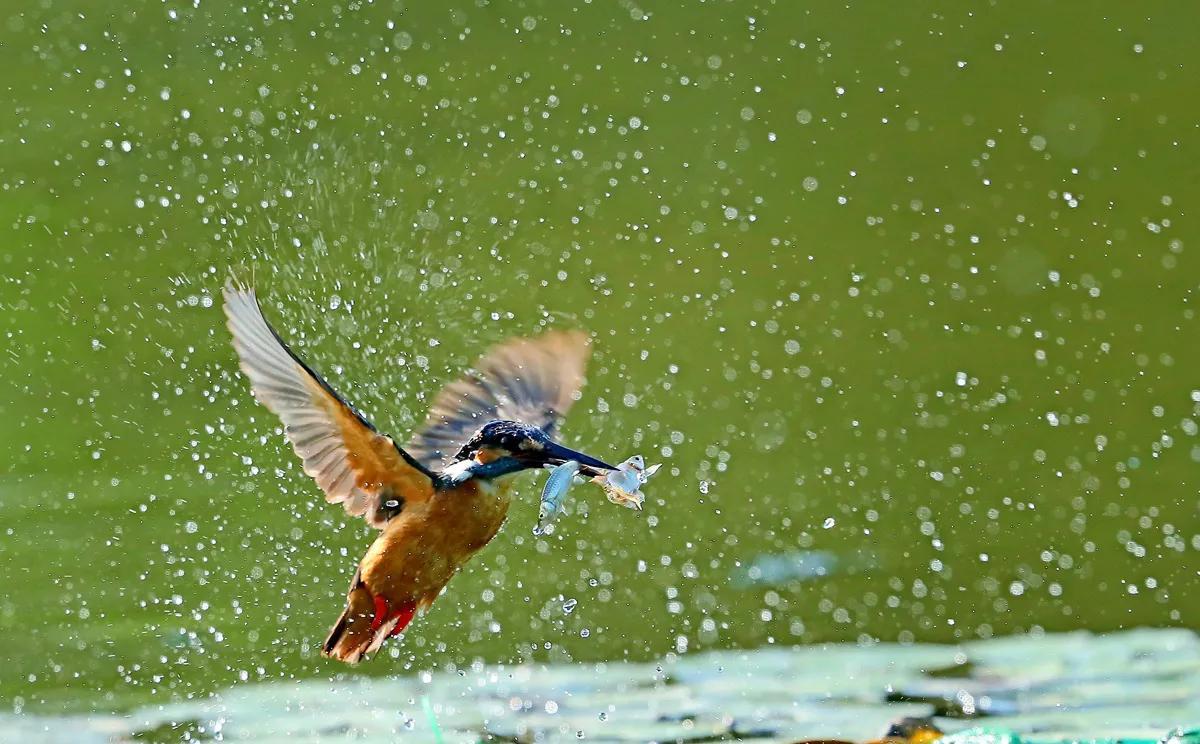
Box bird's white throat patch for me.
[442,459,476,484]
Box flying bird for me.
[222,280,615,663]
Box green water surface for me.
[1,0,1198,715]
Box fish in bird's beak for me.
[536,459,582,534]
[591,455,662,510]
[536,452,662,533]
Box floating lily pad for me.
[8,629,1199,743]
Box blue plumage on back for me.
[405,331,591,470]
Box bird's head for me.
[453,420,615,477]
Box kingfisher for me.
[222,280,616,663]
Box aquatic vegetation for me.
[7,629,1198,742]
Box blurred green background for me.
[2,0,1198,714]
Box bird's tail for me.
[322,572,417,664]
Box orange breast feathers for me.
[357,478,514,610]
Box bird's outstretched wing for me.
[405,330,591,469]
[223,280,435,528]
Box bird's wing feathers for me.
[223,280,435,528]
[405,330,591,469]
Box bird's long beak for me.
[540,440,616,476]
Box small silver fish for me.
[536,460,581,533]
[592,455,662,510]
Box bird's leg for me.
[369,595,390,634]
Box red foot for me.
[389,603,417,637]
[369,595,390,633]
[368,594,417,637]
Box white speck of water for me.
[822,517,835,529]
